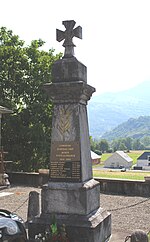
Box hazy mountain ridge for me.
[88,81,150,138]
[101,116,150,141]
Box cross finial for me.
[56,20,82,58]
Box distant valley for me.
[88,81,150,138]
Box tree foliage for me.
[0,27,62,171]
[102,116,150,141]
[132,139,145,150]
[90,137,109,154]
[90,136,147,154]
[111,137,145,152]
[141,136,150,148]
[98,139,109,153]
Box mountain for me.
[101,116,150,141]
[88,81,150,138]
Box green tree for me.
[118,142,127,151]
[98,139,109,153]
[132,139,145,150]
[141,136,150,148]
[111,139,120,152]
[90,136,96,151]
[111,137,133,152]
[0,27,62,171]
[123,137,133,150]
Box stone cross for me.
[56,20,82,57]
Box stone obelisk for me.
[28,20,111,242]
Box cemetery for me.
[0,20,150,242]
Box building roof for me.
[137,152,150,160]
[91,151,101,159]
[0,106,13,114]
[115,151,133,162]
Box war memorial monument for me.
[28,20,111,242]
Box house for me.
[104,151,133,169]
[137,152,150,170]
[91,151,101,165]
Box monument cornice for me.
[43,81,95,104]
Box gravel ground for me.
[0,186,150,240]
[100,193,150,234]
[0,186,40,220]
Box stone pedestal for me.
[41,179,100,215]
[28,20,111,242]
[28,180,111,242]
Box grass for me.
[93,170,150,180]
[127,150,145,166]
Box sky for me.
[1,0,150,95]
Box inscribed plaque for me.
[50,141,81,182]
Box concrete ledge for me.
[8,172,49,187]
[96,177,150,197]
[144,176,150,182]
[7,172,150,197]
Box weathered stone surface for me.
[51,57,87,83]
[27,191,40,221]
[28,208,111,242]
[43,81,95,105]
[41,179,100,215]
[48,102,93,182]
[56,20,82,57]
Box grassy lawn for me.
[93,170,150,180]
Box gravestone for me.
[27,191,40,221]
[28,20,111,242]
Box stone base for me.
[41,179,100,215]
[28,208,111,242]
[28,179,111,241]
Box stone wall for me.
[8,172,150,197]
[97,177,150,197]
[8,172,48,187]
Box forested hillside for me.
[102,116,150,141]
